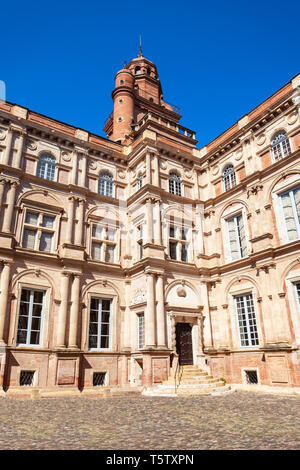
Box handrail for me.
[174,360,183,394]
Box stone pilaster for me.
[14,130,26,168]
[74,198,85,246]
[65,195,75,244]
[146,197,153,244]
[56,272,71,348]
[2,181,18,233]
[146,151,152,185]
[0,261,12,342]
[123,279,131,351]
[156,274,166,348]
[68,274,81,348]
[3,128,13,166]
[145,271,156,348]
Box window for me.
[93,372,106,386]
[169,172,182,196]
[169,224,189,262]
[272,131,291,162]
[294,282,300,311]
[91,224,116,263]
[22,210,55,252]
[135,66,141,75]
[137,313,145,350]
[244,370,258,384]
[98,172,114,197]
[36,154,56,181]
[280,186,300,242]
[226,213,247,260]
[137,224,143,260]
[223,165,236,191]
[20,371,35,386]
[89,298,112,350]
[17,289,45,346]
[234,293,259,347]
[138,174,143,190]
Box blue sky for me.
[1,0,299,148]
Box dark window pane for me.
[102,300,111,311]
[101,324,110,336]
[30,331,40,345]
[101,336,109,348]
[89,336,97,348]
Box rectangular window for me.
[91,224,117,263]
[89,298,112,350]
[226,213,247,260]
[137,313,145,350]
[17,289,45,346]
[234,293,259,347]
[137,225,143,260]
[22,210,55,253]
[280,186,300,242]
[93,372,106,386]
[20,371,35,386]
[169,225,189,262]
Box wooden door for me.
[176,323,193,365]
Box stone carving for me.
[62,151,72,162]
[256,134,266,146]
[287,111,298,125]
[0,129,6,141]
[88,159,98,170]
[26,139,37,151]
[211,164,219,176]
[235,147,243,160]
[177,287,187,297]
[160,160,167,170]
[130,288,146,305]
[118,170,125,179]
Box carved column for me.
[146,198,153,244]
[153,154,159,186]
[0,179,6,212]
[2,181,18,233]
[14,131,26,168]
[145,272,156,348]
[68,274,81,348]
[0,261,12,342]
[156,274,166,347]
[70,150,78,186]
[3,128,13,166]
[65,195,75,244]
[57,272,70,348]
[75,198,85,246]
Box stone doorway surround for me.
[166,306,205,372]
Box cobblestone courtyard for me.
[0,391,299,450]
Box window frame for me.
[16,288,46,348]
[98,172,114,198]
[90,222,117,263]
[234,292,259,348]
[279,185,300,243]
[169,172,182,196]
[21,207,58,253]
[88,297,113,351]
[168,224,190,262]
[36,154,56,181]
[271,130,291,162]
[137,313,145,350]
[225,212,247,261]
[223,164,236,192]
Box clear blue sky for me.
[1,0,299,148]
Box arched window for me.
[98,172,114,197]
[272,131,291,162]
[138,173,143,190]
[36,154,56,181]
[223,164,236,191]
[135,66,141,75]
[169,172,182,196]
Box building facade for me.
[0,50,300,395]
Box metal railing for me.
[174,359,183,394]
[104,111,113,128]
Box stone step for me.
[159,381,226,390]
[162,377,220,385]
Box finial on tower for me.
[138,35,143,57]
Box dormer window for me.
[135,66,141,75]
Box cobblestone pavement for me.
[0,391,299,450]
